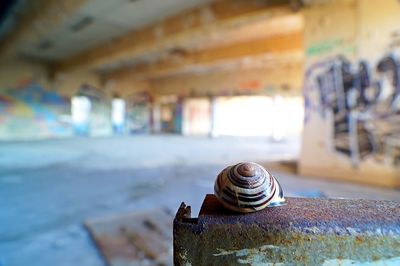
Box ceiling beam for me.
[56,0,300,72]
[107,32,303,80]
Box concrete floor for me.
[0,136,399,266]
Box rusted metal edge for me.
[173,195,400,265]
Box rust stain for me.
[174,195,400,266]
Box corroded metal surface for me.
[174,195,400,265]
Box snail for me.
[214,162,285,213]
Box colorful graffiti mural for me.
[304,53,400,167]
[76,84,112,136]
[126,91,152,134]
[158,95,183,134]
[0,81,72,140]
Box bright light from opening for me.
[212,95,304,139]
[213,96,274,137]
[71,96,91,125]
[112,98,125,126]
[183,98,211,135]
[272,95,285,141]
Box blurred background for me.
[0,0,399,265]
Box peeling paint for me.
[174,196,400,266]
[322,257,400,266]
[213,245,284,265]
[213,244,280,256]
[179,249,192,266]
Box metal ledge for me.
[174,195,400,265]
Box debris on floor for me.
[85,208,173,266]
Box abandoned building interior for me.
[0,0,399,265]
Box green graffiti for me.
[306,39,344,57]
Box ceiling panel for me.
[103,0,213,29]
[18,12,129,60]
[17,0,213,61]
[78,0,127,18]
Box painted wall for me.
[0,58,110,140]
[0,80,72,140]
[299,0,400,187]
[0,59,71,140]
[182,98,211,136]
[74,83,112,137]
[126,91,152,134]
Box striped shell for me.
[214,162,285,213]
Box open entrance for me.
[111,97,126,134]
[160,95,182,134]
[71,96,91,136]
[211,96,303,140]
[182,98,211,136]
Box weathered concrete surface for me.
[174,195,400,266]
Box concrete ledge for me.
[173,195,400,265]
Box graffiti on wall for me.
[126,91,152,134]
[76,84,112,136]
[304,53,400,167]
[0,81,71,139]
[306,38,356,57]
[158,95,183,134]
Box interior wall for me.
[0,58,107,140]
[0,58,70,140]
[56,70,112,137]
[299,0,400,187]
[105,78,153,134]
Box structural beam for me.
[56,0,300,72]
[174,195,400,265]
[108,32,303,80]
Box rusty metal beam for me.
[174,194,400,265]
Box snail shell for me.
[214,162,285,213]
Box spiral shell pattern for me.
[214,162,285,213]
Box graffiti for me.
[306,38,355,57]
[158,95,183,134]
[239,80,261,90]
[75,84,112,136]
[305,53,400,167]
[126,91,152,134]
[0,82,71,140]
[390,30,400,49]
